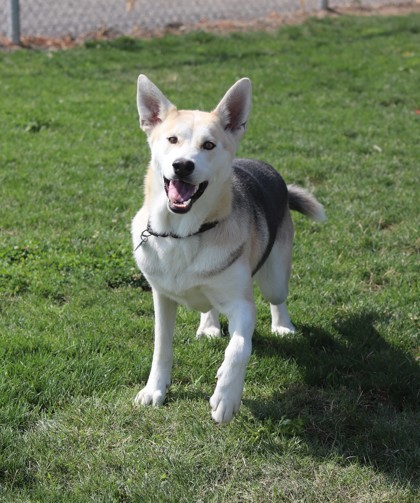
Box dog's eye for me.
[202,141,216,151]
[168,136,178,144]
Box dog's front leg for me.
[134,289,177,407]
[210,299,255,423]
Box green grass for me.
[1,14,419,501]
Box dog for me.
[131,75,325,423]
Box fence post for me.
[10,0,21,45]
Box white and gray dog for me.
[131,76,325,422]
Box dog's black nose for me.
[172,158,195,178]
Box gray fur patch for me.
[232,159,288,275]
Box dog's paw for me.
[134,386,167,407]
[210,388,241,423]
[270,303,296,336]
[196,310,221,339]
[271,323,296,336]
[210,364,243,423]
[196,326,222,339]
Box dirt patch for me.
[1,4,420,50]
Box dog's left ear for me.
[214,78,252,140]
[137,74,176,135]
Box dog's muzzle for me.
[164,177,208,214]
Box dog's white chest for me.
[134,237,215,311]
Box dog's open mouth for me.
[164,177,208,214]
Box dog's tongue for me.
[167,180,196,203]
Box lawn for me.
[1,13,419,501]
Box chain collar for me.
[134,220,218,251]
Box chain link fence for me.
[1,0,418,45]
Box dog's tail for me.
[287,184,326,222]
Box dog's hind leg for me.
[270,302,295,335]
[255,212,296,335]
[196,309,221,339]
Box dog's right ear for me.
[137,75,175,135]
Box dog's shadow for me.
[245,311,420,484]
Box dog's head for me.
[136,75,251,215]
